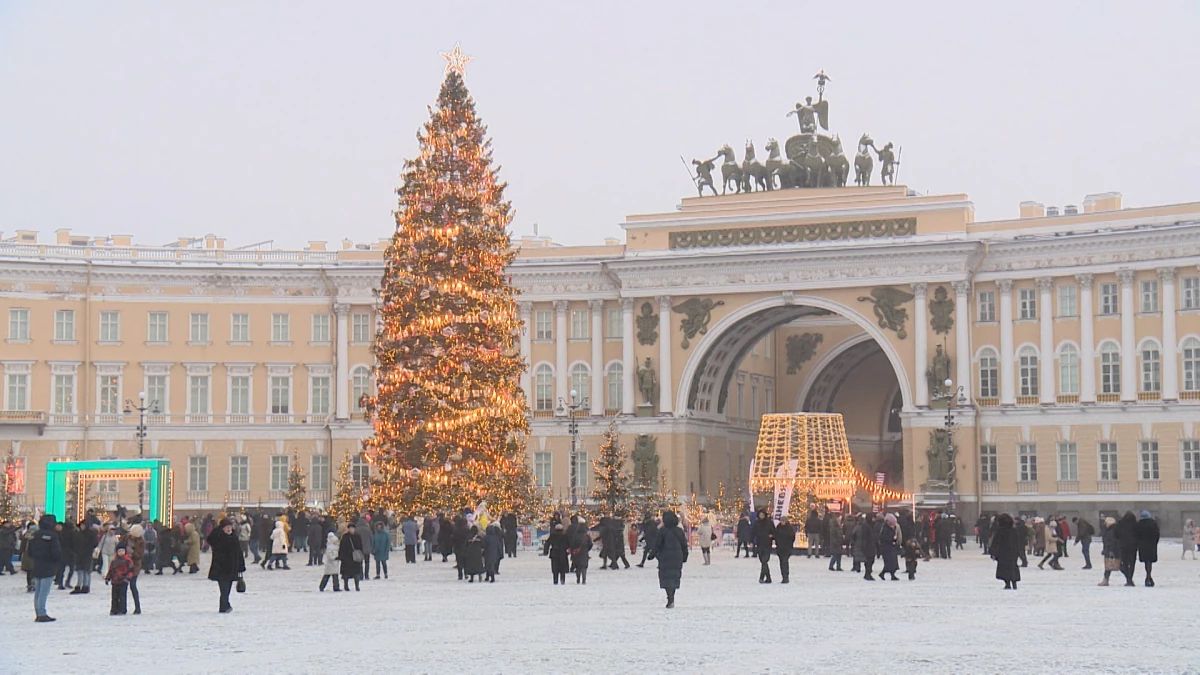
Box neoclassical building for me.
[2,186,1199,529]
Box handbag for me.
[352,549,364,563]
[235,576,246,593]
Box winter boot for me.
[1098,577,1109,586]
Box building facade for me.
[3,186,1200,530]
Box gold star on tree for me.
[440,43,473,77]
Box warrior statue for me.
[691,156,718,197]
[787,95,829,135]
[637,357,658,406]
[876,142,899,186]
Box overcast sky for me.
[1,2,1197,248]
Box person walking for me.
[569,522,592,585]
[105,542,133,615]
[338,522,364,591]
[827,514,844,572]
[0,519,16,576]
[501,512,519,558]
[437,513,454,563]
[990,513,1021,590]
[401,516,419,564]
[1136,510,1159,587]
[735,514,752,559]
[878,514,902,581]
[696,516,714,565]
[306,517,323,567]
[256,515,272,568]
[543,522,569,585]
[651,510,688,609]
[97,524,119,576]
[184,522,201,574]
[206,518,245,613]
[123,524,145,614]
[858,513,878,580]
[319,532,342,591]
[1038,520,1063,570]
[752,508,775,583]
[371,522,391,579]
[1014,517,1030,568]
[607,518,630,570]
[1115,511,1139,586]
[775,515,796,583]
[804,506,822,558]
[70,522,98,594]
[29,514,62,622]
[1098,517,1120,586]
[421,514,437,562]
[1182,518,1196,560]
[484,522,503,582]
[1073,516,1095,570]
[637,513,658,567]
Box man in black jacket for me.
[501,512,518,558]
[805,507,822,558]
[1072,516,1095,570]
[775,516,796,584]
[752,509,776,583]
[636,514,657,567]
[30,514,62,622]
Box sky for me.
[1,2,1197,249]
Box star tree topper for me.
[441,44,473,77]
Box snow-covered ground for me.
[2,541,1198,674]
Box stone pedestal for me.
[636,403,655,418]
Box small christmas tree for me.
[286,450,308,512]
[329,454,364,521]
[0,449,19,523]
[591,424,632,517]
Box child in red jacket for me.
[105,543,133,615]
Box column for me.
[657,295,673,415]
[1160,267,1178,401]
[952,280,972,405]
[1118,270,1136,402]
[554,300,569,407]
[1037,277,1055,404]
[621,298,635,415]
[912,282,929,407]
[1077,274,1096,403]
[334,303,350,420]
[589,299,604,416]
[518,302,533,411]
[998,279,1016,405]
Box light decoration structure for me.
[44,459,174,526]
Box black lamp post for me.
[556,389,588,506]
[930,377,966,510]
[124,391,160,518]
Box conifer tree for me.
[329,454,364,521]
[590,424,632,517]
[0,448,19,523]
[286,449,308,512]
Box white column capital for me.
[1158,267,1177,284]
[1036,277,1054,292]
[333,303,351,317]
[1074,272,1094,288]
[910,282,928,297]
[951,280,971,297]
[518,301,533,318]
[553,300,569,314]
[657,295,673,311]
[1117,269,1136,288]
[621,297,635,311]
[997,279,1014,294]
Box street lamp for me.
[556,389,588,506]
[930,377,966,510]
[124,391,160,518]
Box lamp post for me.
[556,389,588,506]
[930,377,966,511]
[124,391,160,518]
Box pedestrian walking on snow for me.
[484,523,503,582]
[651,510,688,608]
[1184,519,1197,560]
[752,508,775,583]
[1136,511,1159,587]
[105,543,134,615]
[319,532,341,591]
[372,522,391,579]
[29,514,62,622]
[1098,517,1120,586]
[878,514,902,581]
[697,516,715,565]
[206,518,245,614]
[775,516,796,583]
[401,516,419,564]
[544,523,569,585]
[990,513,1021,589]
[338,522,365,591]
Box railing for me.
[98,492,119,506]
[185,414,211,424]
[226,491,250,504]
[94,413,124,424]
[349,412,368,421]
[976,397,999,408]
[1137,480,1161,494]
[1056,480,1079,494]
[185,491,209,503]
[1015,396,1039,406]
[305,413,330,425]
[1180,390,1200,401]
[269,490,287,503]
[531,410,555,419]
[1097,480,1120,493]
[981,482,999,495]
[308,490,329,504]
[50,413,78,424]
[0,242,344,265]
[1097,393,1121,403]
[1138,391,1162,402]
[1181,480,1200,493]
[604,408,622,417]
[227,414,252,424]
[1056,394,1079,405]
[1016,481,1039,494]
[0,410,48,423]
[30,413,351,426]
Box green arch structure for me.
[44,459,173,526]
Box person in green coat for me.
[371,522,391,579]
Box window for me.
[1018,346,1039,397]
[1057,441,1078,481]
[310,375,331,415]
[54,309,75,341]
[534,364,554,411]
[1098,442,1119,481]
[978,348,998,398]
[352,366,371,412]
[230,456,249,492]
[570,309,589,339]
[229,375,250,415]
[53,374,75,413]
[1141,340,1161,393]
[1183,277,1200,310]
[765,384,774,414]
[1184,338,1200,392]
[1057,285,1077,317]
[1100,343,1121,394]
[270,455,289,492]
[6,456,25,494]
[1139,441,1159,480]
[99,311,120,342]
[98,375,120,414]
[606,363,623,411]
[736,380,745,418]
[188,456,208,492]
[1018,443,1038,482]
[751,380,760,418]
[352,313,372,343]
[143,375,166,414]
[534,310,553,341]
[1100,283,1118,315]
[147,312,168,343]
[230,313,249,342]
[271,313,290,342]
[569,363,590,403]
[311,313,330,343]
[6,373,28,411]
[188,375,210,415]
[574,451,589,490]
[1182,440,1200,480]
[270,376,290,414]
[350,453,370,488]
[534,452,552,488]
[190,313,209,343]
[8,308,29,340]
[980,445,998,482]
[606,308,622,338]
[311,455,330,492]
[1140,279,1159,313]
[977,291,995,322]
[1018,288,1037,320]
[1058,344,1079,395]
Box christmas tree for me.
[590,424,632,517]
[329,454,364,521]
[286,449,307,512]
[361,52,540,520]
[0,448,19,523]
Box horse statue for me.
[854,133,875,187]
[741,140,770,192]
[764,138,786,189]
[717,145,744,195]
[825,135,850,188]
[802,142,826,188]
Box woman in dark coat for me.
[1114,511,1139,586]
[483,523,503,582]
[989,513,1021,589]
[1135,510,1160,587]
[463,526,485,582]
[651,510,688,608]
[878,514,902,580]
[206,518,245,613]
[857,513,878,580]
[437,514,454,563]
[337,523,364,591]
[156,523,178,574]
[543,523,569,585]
[751,509,775,583]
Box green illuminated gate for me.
[45,459,173,525]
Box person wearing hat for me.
[651,510,688,608]
[1135,510,1160,587]
[105,542,134,615]
[338,521,365,591]
[319,531,342,591]
[206,518,245,613]
[542,522,569,585]
[1098,516,1121,586]
[29,514,62,622]
[122,524,145,614]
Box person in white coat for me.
[1183,519,1196,560]
[696,516,715,565]
[268,520,290,570]
[319,532,341,591]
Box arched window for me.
[606,363,623,412]
[1058,344,1079,395]
[1140,339,1161,393]
[978,348,998,398]
[534,364,554,411]
[569,363,590,405]
[1100,342,1121,394]
[1183,338,1200,392]
[351,366,371,412]
[1018,346,1039,397]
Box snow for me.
[2,541,1198,674]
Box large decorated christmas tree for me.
[362,50,540,520]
